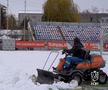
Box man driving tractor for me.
[54,37,86,72]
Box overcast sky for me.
[0,0,108,17]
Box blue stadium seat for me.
[32,23,108,43]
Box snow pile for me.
[52,81,78,89]
[0,63,79,90]
[0,51,79,90]
[0,64,79,90]
[36,81,78,90]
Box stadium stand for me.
[33,24,63,41]
[1,22,108,51]
[32,22,108,43]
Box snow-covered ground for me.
[0,51,107,90]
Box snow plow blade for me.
[36,69,54,84]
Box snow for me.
[0,51,107,90]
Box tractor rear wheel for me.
[71,73,82,85]
[99,72,107,84]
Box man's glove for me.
[62,48,67,54]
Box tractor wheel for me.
[99,72,107,84]
[71,74,82,85]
